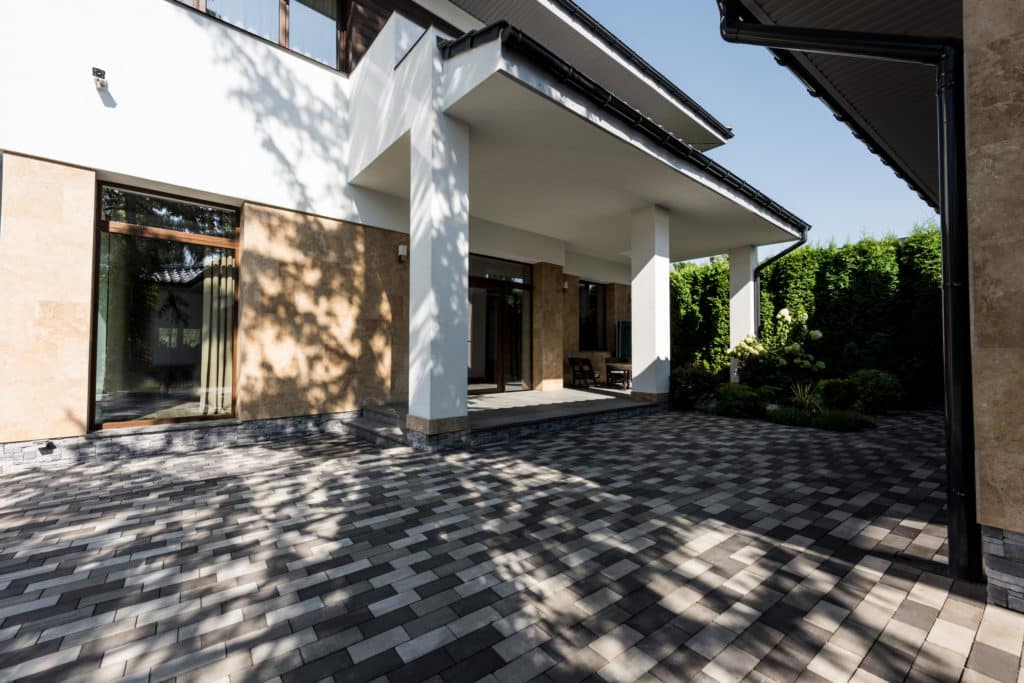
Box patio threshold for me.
[348,388,662,451]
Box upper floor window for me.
[207,0,280,43]
[291,0,340,68]
[197,0,339,69]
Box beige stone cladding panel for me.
[531,262,564,391]
[238,204,409,421]
[964,2,1024,532]
[0,154,96,443]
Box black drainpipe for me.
[718,0,982,582]
[752,233,807,335]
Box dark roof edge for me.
[728,4,940,210]
[438,22,810,236]
[548,0,735,142]
[767,49,939,211]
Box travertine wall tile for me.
[238,204,408,420]
[965,4,1024,533]
[0,154,95,443]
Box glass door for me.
[468,286,501,393]
[467,255,533,395]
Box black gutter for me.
[719,0,982,583]
[438,22,810,237]
[753,232,808,335]
[547,0,735,142]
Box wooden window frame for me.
[174,0,456,74]
[89,182,243,431]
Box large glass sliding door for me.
[467,256,532,394]
[92,185,240,427]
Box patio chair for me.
[569,357,600,388]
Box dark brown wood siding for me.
[343,0,462,72]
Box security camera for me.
[93,67,108,90]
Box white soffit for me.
[448,0,731,150]
[354,67,801,263]
[738,0,963,208]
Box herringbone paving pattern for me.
[0,411,1021,682]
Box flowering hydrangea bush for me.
[727,307,825,386]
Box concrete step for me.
[362,404,406,428]
[346,416,409,449]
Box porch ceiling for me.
[354,69,803,264]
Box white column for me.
[630,206,671,400]
[728,245,758,383]
[407,51,470,435]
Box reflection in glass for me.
[207,0,279,42]
[469,255,533,285]
[504,289,531,390]
[468,287,499,392]
[291,0,339,68]
[579,281,607,351]
[100,186,238,239]
[94,233,236,424]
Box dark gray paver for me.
[0,410,1021,682]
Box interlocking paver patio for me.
[0,410,1022,682]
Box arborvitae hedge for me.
[671,224,943,406]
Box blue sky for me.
[577,0,938,255]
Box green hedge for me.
[671,224,943,407]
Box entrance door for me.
[468,286,501,393]
[467,255,533,395]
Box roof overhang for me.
[446,0,734,149]
[728,0,963,210]
[350,20,807,264]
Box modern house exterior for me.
[0,0,806,449]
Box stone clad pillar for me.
[406,52,470,437]
[630,206,671,401]
[531,262,564,391]
[965,0,1024,611]
[728,246,758,383]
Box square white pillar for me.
[407,81,470,435]
[631,206,671,400]
[728,245,758,383]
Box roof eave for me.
[439,22,810,238]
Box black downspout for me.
[718,0,983,582]
[753,234,807,335]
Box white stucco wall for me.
[471,219,567,266]
[564,252,632,285]
[0,0,404,231]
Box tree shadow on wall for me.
[197,21,414,416]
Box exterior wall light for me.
[562,280,569,293]
[93,67,108,90]
[398,244,408,263]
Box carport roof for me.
[729,0,963,210]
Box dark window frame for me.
[176,0,345,71]
[172,0,460,74]
[578,280,607,352]
[89,182,243,431]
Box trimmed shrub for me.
[714,383,766,418]
[756,385,786,405]
[819,378,857,410]
[849,369,903,414]
[671,365,722,410]
[767,406,812,427]
[671,224,943,407]
[810,410,876,432]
